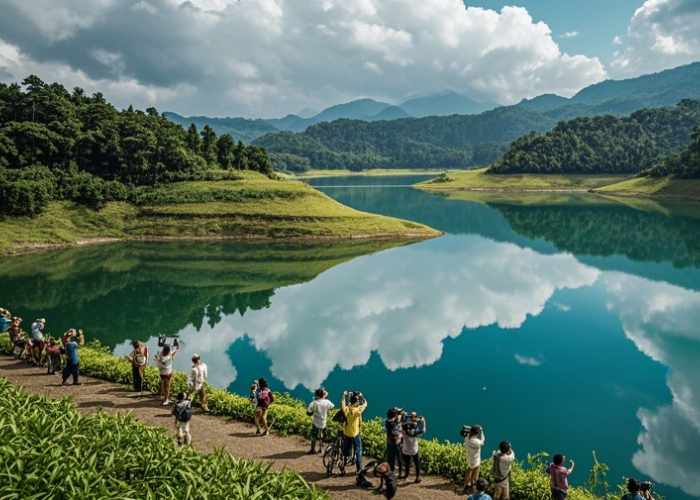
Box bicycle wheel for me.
[322,444,335,477]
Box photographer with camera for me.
[463,425,485,494]
[492,441,515,500]
[154,341,180,405]
[306,387,334,454]
[61,329,85,386]
[385,408,404,478]
[340,391,368,483]
[400,412,426,483]
[622,479,655,500]
[126,340,148,392]
[187,354,210,413]
[546,454,574,500]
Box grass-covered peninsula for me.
[415,168,629,192]
[0,171,439,256]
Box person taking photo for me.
[341,391,368,481]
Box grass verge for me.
[416,169,630,192]
[0,335,628,500]
[0,172,440,256]
[593,175,700,202]
[0,377,326,500]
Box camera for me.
[393,407,405,415]
[460,425,471,438]
[640,481,653,492]
[158,335,180,348]
[348,391,363,398]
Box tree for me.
[200,125,217,164]
[185,123,201,154]
[216,134,236,169]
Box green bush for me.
[0,377,327,500]
[0,335,629,499]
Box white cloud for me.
[0,0,607,117]
[561,31,579,38]
[552,302,571,312]
[514,355,542,366]
[611,0,700,77]
[613,35,623,45]
[603,273,700,496]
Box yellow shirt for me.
[341,399,368,437]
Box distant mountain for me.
[400,91,499,117]
[371,105,412,121]
[254,106,554,171]
[163,113,278,143]
[517,94,570,110]
[296,107,318,119]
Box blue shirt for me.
[468,494,492,500]
[0,317,9,333]
[65,341,79,365]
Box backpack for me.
[331,409,347,425]
[175,403,192,423]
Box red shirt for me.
[548,463,571,490]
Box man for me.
[622,479,655,500]
[306,387,334,454]
[463,425,485,494]
[385,408,403,478]
[172,392,193,446]
[61,329,85,386]
[547,454,575,500]
[187,354,210,413]
[155,343,180,405]
[340,391,368,482]
[8,317,25,359]
[400,412,426,483]
[467,477,493,500]
[492,441,515,500]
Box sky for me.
[0,0,699,118]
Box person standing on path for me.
[341,391,368,476]
[61,329,84,385]
[154,343,179,405]
[30,318,46,365]
[492,441,515,500]
[172,392,193,446]
[400,412,426,483]
[463,425,485,494]
[385,408,404,478]
[547,454,575,500]
[126,340,148,392]
[306,387,334,454]
[254,377,274,436]
[187,354,210,413]
[0,308,10,333]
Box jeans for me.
[387,441,403,476]
[403,453,421,478]
[551,488,567,500]
[62,362,80,384]
[343,434,362,471]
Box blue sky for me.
[468,0,643,62]
[0,0,698,117]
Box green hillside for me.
[489,100,700,174]
[253,106,554,171]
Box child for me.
[372,462,397,500]
[468,478,493,500]
[45,338,63,375]
[172,392,193,445]
[250,380,259,411]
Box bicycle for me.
[322,430,356,477]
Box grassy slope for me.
[416,168,630,191]
[594,175,700,202]
[0,172,440,256]
[287,168,447,178]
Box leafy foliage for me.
[253,107,555,171]
[0,377,326,500]
[641,124,700,178]
[489,100,700,174]
[0,76,275,217]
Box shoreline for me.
[3,231,443,258]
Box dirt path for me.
[0,356,465,500]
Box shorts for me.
[160,373,173,381]
[466,464,480,485]
[551,488,567,500]
[494,484,509,500]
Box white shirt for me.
[187,363,208,390]
[466,437,484,467]
[307,398,335,429]
[155,353,174,376]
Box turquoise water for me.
[3,175,700,499]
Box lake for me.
[3,174,700,499]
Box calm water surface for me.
[3,174,700,499]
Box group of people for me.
[2,309,85,385]
[125,338,211,446]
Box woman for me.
[154,343,179,405]
[126,340,148,392]
[8,317,25,360]
[187,354,210,412]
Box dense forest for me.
[641,124,700,178]
[488,100,700,174]
[0,76,274,217]
[253,106,554,170]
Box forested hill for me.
[253,106,556,171]
[164,112,278,144]
[641,124,700,178]
[488,100,700,175]
[0,76,274,216]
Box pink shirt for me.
[547,463,571,490]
